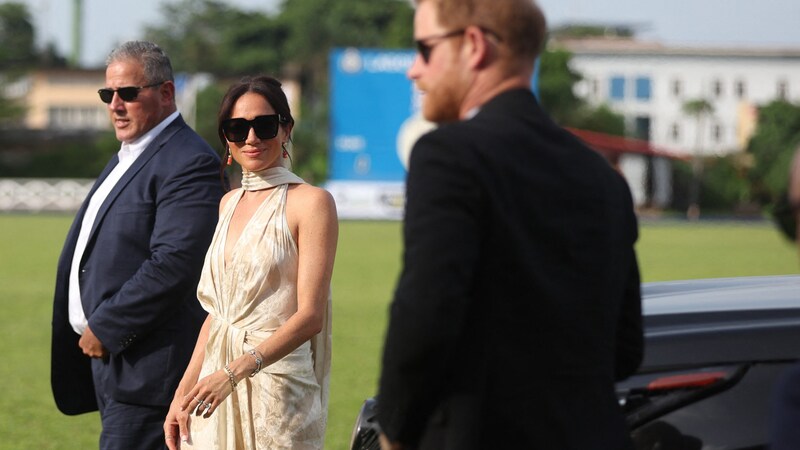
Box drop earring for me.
[226,147,232,166]
[281,142,289,158]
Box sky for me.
[7,0,800,68]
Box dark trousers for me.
[92,358,169,450]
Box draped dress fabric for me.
[185,168,331,450]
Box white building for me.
[556,38,800,207]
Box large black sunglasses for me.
[98,82,165,104]
[220,114,287,142]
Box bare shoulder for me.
[219,189,239,214]
[287,183,337,214]
[286,184,338,237]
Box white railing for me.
[0,178,94,212]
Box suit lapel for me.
[61,154,120,261]
[87,115,187,242]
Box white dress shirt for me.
[68,111,180,335]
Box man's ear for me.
[160,80,176,105]
[463,26,494,70]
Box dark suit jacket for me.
[378,89,643,450]
[51,115,224,415]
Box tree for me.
[0,2,37,70]
[746,100,800,205]
[0,2,38,126]
[537,48,583,125]
[572,104,626,136]
[144,0,414,183]
[144,1,286,76]
[682,98,714,219]
[538,48,625,136]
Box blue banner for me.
[327,48,539,218]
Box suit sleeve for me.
[87,147,222,355]
[615,249,643,380]
[615,182,644,381]
[378,132,483,445]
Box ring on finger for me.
[204,402,212,411]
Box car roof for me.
[642,275,800,316]
[637,275,800,372]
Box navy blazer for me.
[378,89,643,450]
[51,115,224,415]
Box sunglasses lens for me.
[97,86,142,103]
[117,87,140,102]
[222,119,250,142]
[252,115,280,140]
[222,115,282,142]
[98,89,114,104]
[416,42,433,63]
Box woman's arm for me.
[164,314,211,449]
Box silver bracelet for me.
[223,364,237,390]
[248,349,263,377]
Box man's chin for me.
[115,129,134,143]
[422,100,461,124]
[423,111,459,124]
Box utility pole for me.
[69,0,83,67]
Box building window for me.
[713,79,723,98]
[778,80,789,100]
[610,76,625,100]
[634,116,651,141]
[713,124,723,142]
[671,123,680,142]
[635,77,651,100]
[735,80,747,99]
[48,106,107,130]
[672,79,682,97]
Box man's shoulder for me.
[161,123,218,158]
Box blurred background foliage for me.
[0,0,799,212]
[142,0,415,183]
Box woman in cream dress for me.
[163,76,338,450]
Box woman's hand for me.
[179,368,234,419]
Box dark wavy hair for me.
[216,75,295,150]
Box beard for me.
[421,76,465,124]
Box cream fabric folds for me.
[185,170,332,450]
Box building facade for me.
[557,38,800,208]
[13,68,109,131]
[562,38,800,157]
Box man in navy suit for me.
[377,1,643,449]
[50,41,224,449]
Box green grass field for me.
[0,215,797,449]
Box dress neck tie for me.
[240,167,304,191]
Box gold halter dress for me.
[185,167,332,450]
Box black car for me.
[350,275,800,450]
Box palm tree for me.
[683,98,715,220]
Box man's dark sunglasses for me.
[98,82,165,103]
[220,114,288,142]
[415,27,502,64]
[415,29,466,64]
